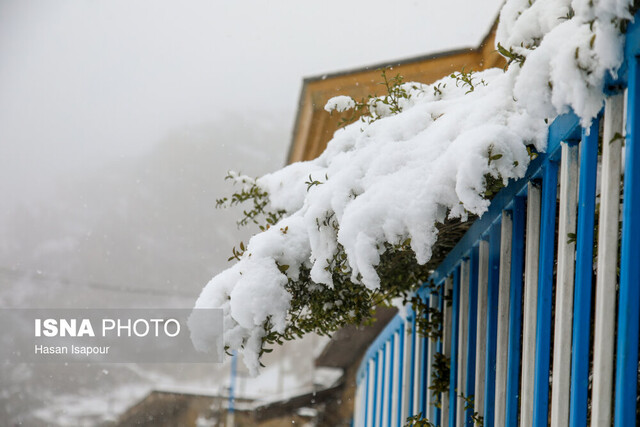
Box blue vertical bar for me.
[506,196,526,426]
[615,55,640,427]
[435,283,444,426]
[364,365,370,427]
[372,353,379,426]
[229,351,237,417]
[421,334,428,415]
[378,345,387,426]
[387,334,395,427]
[483,223,501,427]
[408,314,417,416]
[532,161,559,426]
[397,323,405,427]
[420,294,429,416]
[569,119,600,427]
[465,246,479,427]
[449,266,461,427]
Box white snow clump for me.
[191,0,632,373]
[324,95,356,113]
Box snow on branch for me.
[190,0,631,373]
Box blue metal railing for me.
[354,14,640,427]
[355,110,581,426]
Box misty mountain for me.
[0,113,288,308]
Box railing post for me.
[413,304,424,418]
[381,342,391,427]
[495,211,513,427]
[466,246,479,427]
[397,322,406,427]
[449,266,461,426]
[392,331,401,427]
[474,240,489,422]
[401,316,413,423]
[569,117,600,427]
[426,293,438,422]
[614,54,640,427]
[533,159,559,427]
[420,295,429,418]
[366,358,375,426]
[385,335,394,427]
[520,182,541,427]
[591,93,624,427]
[442,277,453,427]
[457,260,469,427]
[551,141,579,427]
[506,196,526,427]
[483,223,501,427]
[409,315,417,417]
[374,350,383,426]
[436,284,444,426]
[354,372,363,426]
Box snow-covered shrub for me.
[190,0,634,373]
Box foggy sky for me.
[0,0,502,207]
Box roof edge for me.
[301,18,500,85]
[302,46,476,84]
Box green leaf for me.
[278,264,290,273]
